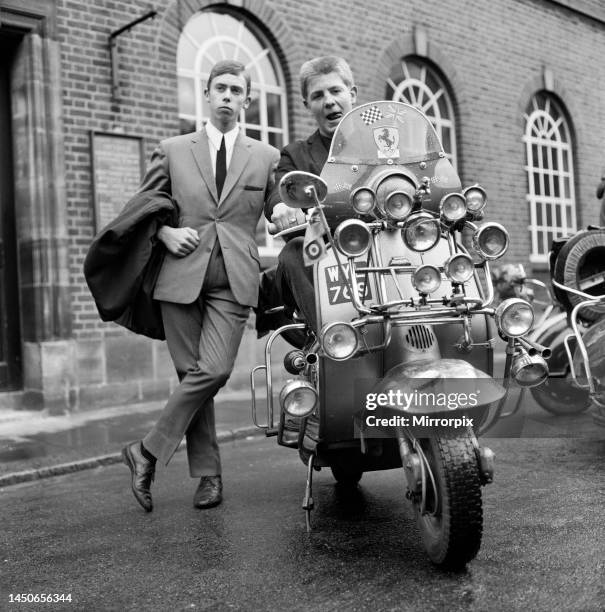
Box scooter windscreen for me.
[320,101,462,225]
[329,101,442,165]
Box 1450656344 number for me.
[9,594,72,603]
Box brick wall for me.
[52,0,605,406]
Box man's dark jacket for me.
[257,130,329,341]
[83,190,178,340]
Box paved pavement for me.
[2,435,604,611]
[0,391,265,487]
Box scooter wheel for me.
[529,378,591,415]
[330,465,363,486]
[414,429,482,569]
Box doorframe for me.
[1,1,73,405]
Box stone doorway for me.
[0,31,23,390]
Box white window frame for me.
[523,93,576,264]
[177,11,288,257]
[387,58,457,169]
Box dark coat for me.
[83,190,179,340]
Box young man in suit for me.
[264,56,357,332]
[122,60,279,512]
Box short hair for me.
[207,60,251,96]
[299,56,355,100]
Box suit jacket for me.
[84,190,178,339]
[264,130,330,221]
[138,128,279,307]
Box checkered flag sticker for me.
[360,105,383,125]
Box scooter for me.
[492,263,592,415]
[546,227,605,425]
[251,101,549,569]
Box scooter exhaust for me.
[518,336,552,359]
[283,350,306,374]
[306,352,318,365]
[283,350,319,374]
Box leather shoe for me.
[193,475,222,509]
[122,441,155,512]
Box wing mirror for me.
[278,171,328,208]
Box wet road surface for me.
[2,434,604,611]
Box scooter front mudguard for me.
[368,358,506,417]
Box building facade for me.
[0,0,604,411]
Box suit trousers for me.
[143,242,250,476]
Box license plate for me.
[324,264,372,305]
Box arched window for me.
[177,10,288,255]
[386,57,457,168]
[523,92,576,262]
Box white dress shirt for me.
[205,121,240,177]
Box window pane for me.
[246,92,260,126]
[188,13,214,41]
[268,132,283,149]
[177,36,197,71]
[564,177,570,199]
[178,77,195,116]
[267,93,282,128]
[258,54,277,85]
[180,117,196,135]
[246,128,261,142]
[200,93,210,119]
[440,128,451,154]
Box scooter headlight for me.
[511,349,549,387]
[385,191,413,220]
[463,184,488,214]
[279,380,318,417]
[412,265,442,295]
[375,174,416,220]
[334,219,371,258]
[444,253,474,284]
[472,222,509,260]
[350,187,375,215]
[320,322,358,361]
[495,298,534,337]
[439,193,467,223]
[402,213,441,252]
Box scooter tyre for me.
[414,429,482,570]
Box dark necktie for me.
[215,135,226,199]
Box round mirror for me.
[278,171,328,208]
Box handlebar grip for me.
[267,222,278,235]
